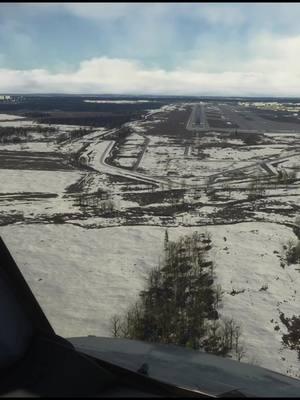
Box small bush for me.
[284,239,300,265]
[281,314,300,360]
[259,284,268,292]
[111,232,245,360]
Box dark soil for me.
[146,108,192,138]
[0,150,74,171]
[123,189,185,206]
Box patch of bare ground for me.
[122,189,185,206]
[146,108,191,138]
[280,312,300,360]
[0,192,57,201]
[0,150,74,171]
[0,212,25,226]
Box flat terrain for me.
[2,222,299,378]
[188,102,300,133]
[216,103,300,133]
[186,102,209,131]
[0,150,73,170]
[0,96,299,379]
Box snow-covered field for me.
[0,118,90,132]
[0,101,300,380]
[84,99,153,104]
[203,145,288,160]
[114,133,146,168]
[0,113,25,120]
[1,222,299,378]
[0,142,59,152]
[0,169,83,218]
[0,169,82,194]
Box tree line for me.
[0,125,57,143]
[111,230,245,360]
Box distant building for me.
[0,95,11,101]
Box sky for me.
[1,2,300,96]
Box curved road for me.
[79,136,177,188]
[98,140,169,187]
[69,114,300,191]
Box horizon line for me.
[1,93,300,99]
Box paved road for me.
[95,133,299,191]
[217,104,263,133]
[217,104,300,134]
[68,108,300,191]
[99,141,166,186]
[65,123,182,188]
[133,135,150,172]
[80,138,177,188]
[186,103,209,131]
[202,149,300,188]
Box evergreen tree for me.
[164,229,169,252]
[111,232,243,359]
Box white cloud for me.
[188,3,246,26]
[0,53,6,67]
[59,3,300,34]
[1,33,300,96]
[61,3,135,21]
[61,3,170,21]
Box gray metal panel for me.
[0,274,33,368]
[69,336,300,397]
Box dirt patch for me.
[280,312,300,359]
[0,150,75,171]
[123,189,185,206]
[146,108,191,138]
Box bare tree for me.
[214,284,223,309]
[111,315,122,337]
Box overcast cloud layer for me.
[1,3,300,96]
